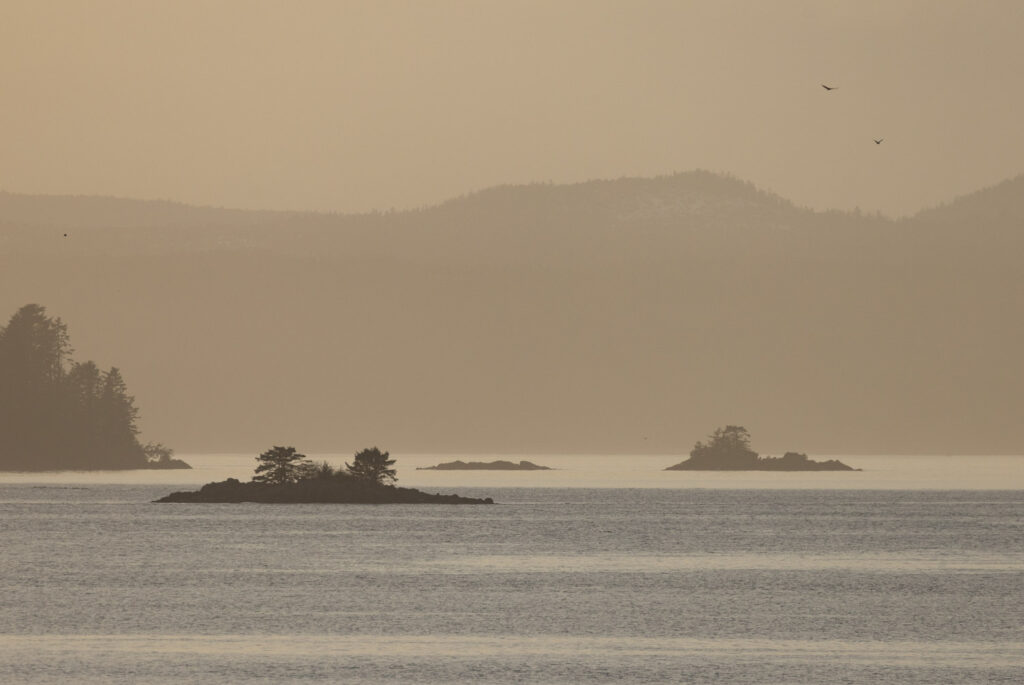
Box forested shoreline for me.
[0,304,187,470]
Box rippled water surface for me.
[1,456,1022,683]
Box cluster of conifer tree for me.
[0,304,184,470]
[252,446,397,486]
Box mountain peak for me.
[436,170,800,223]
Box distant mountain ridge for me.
[0,171,798,224]
[5,171,1022,261]
[5,169,1023,231]
[0,172,824,260]
[912,173,1024,224]
[0,190,289,230]
[2,171,1021,455]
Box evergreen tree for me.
[0,305,72,466]
[63,361,103,465]
[253,446,309,485]
[688,425,759,468]
[0,304,72,388]
[346,447,397,484]
[98,367,144,467]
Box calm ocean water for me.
[1,455,1021,683]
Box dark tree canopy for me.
[158,450,494,504]
[252,446,310,485]
[687,425,759,468]
[0,304,183,470]
[666,425,857,471]
[346,447,397,484]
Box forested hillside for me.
[0,304,186,470]
[1,171,1021,455]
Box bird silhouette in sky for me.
[821,84,837,91]
[874,138,884,145]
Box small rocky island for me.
[418,459,552,471]
[665,426,858,471]
[157,447,493,504]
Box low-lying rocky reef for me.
[418,459,552,470]
[157,477,493,504]
[665,426,859,471]
[156,446,493,504]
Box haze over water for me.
[2,454,1022,491]
[3,2,1024,682]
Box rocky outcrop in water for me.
[665,451,857,471]
[665,426,859,471]
[155,477,494,504]
[417,459,552,470]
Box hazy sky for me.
[2,0,1022,216]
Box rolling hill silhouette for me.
[2,171,1021,454]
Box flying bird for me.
[821,84,837,91]
[874,138,884,145]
